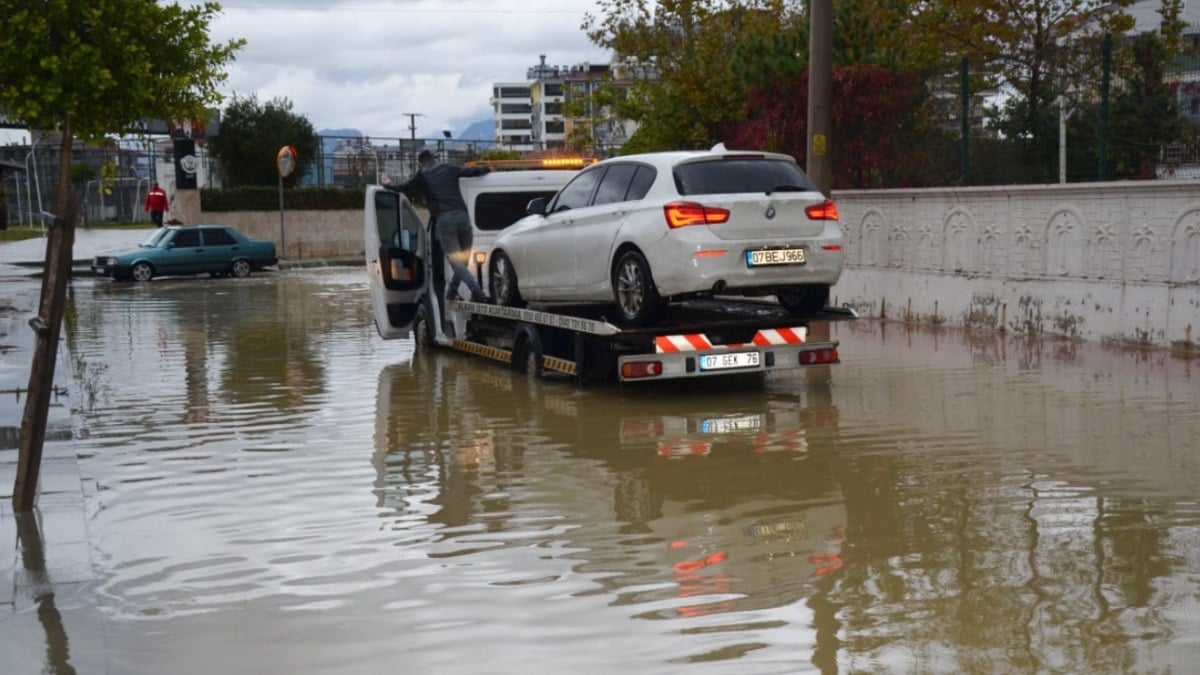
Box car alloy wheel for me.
[490,251,523,307]
[131,262,154,282]
[614,250,661,325]
[230,259,252,278]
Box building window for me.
[545,121,565,134]
[499,87,531,99]
[543,83,564,97]
[544,102,564,116]
[501,103,532,115]
[501,119,532,130]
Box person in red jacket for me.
[145,182,168,227]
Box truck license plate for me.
[699,351,761,371]
[747,248,806,266]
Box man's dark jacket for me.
[395,162,490,217]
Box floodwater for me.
[6,268,1200,674]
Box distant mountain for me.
[455,119,494,142]
[318,128,362,138]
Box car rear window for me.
[673,158,818,196]
[474,191,559,231]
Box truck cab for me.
[365,160,581,339]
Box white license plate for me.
[747,248,806,266]
[699,351,761,371]
[701,414,764,434]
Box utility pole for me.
[807,0,833,196]
[402,112,424,175]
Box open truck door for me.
[365,186,428,339]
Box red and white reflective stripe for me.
[654,333,714,353]
[751,327,807,346]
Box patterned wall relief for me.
[979,223,1003,277]
[943,208,978,274]
[916,222,939,271]
[1045,208,1085,277]
[859,209,886,267]
[1013,223,1037,279]
[1171,209,1200,284]
[1129,223,1155,283]
[1087,222,1120,280]
[887,221,908,269]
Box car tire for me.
[490,251,524,307]
[131,262,154,282]
[613,250,662,326]
[230,259,252,278]
[777,285,830,318]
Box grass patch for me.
[0,229,44,242]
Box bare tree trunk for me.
[13,121,77,511]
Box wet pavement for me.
[1,252,1199,674]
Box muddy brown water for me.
[5,268,1199,674]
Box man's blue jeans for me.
[435,211,483,299]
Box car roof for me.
[594,147,799,169]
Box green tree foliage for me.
[0,1,243,146]
[207,94,319,187]
[1106,32,1191,178]
[924,1,1134,162]
[583,0,788,152]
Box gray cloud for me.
[196,0,608,137]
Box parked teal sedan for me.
[91,225,278,282]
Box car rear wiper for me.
[766,185,806,195]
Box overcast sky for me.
[201,0,611,138]
[2,0,610,144]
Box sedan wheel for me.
[131,262,154,282]
[777,285,830,318]
[613,250,662,325]
[230,259,252,278]
[490,251,523,307]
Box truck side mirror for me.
[526,197,547,216]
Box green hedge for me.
[201,186,366,212]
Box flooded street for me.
[5,267,1200,673]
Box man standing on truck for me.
[391,150,490,303]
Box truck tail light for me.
[621,361,663,379]
[800,348,839,365]
[805,200,839,221]
[664,202,730,229]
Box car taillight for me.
[805,200,839,221]
[664,201,731,229]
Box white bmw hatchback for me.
[489,146,844,325]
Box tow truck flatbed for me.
[429,298,856,383]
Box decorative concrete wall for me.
[172,190,428,260]
[833,181,1200,350]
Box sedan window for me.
[172,229,201,247]
[550,168,603,212]
[201,228,237,246]
[673,158,818,196]
[592,164,638,206]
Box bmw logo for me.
[765,205,776,220]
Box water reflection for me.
[373,353,848,668]
[14,512,78,675]
[41,270,1200,674]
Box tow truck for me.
[364,161,857,384]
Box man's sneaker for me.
[469,292,490,304]
[446,290,463,302]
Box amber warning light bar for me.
[466,157,598,170]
